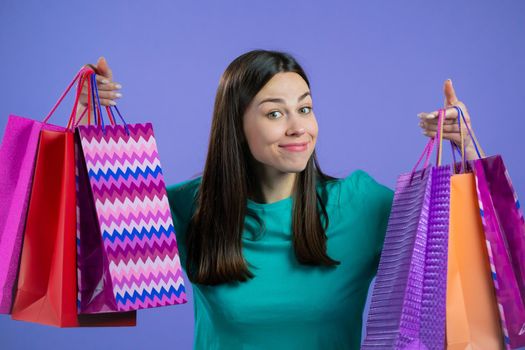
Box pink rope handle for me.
[73,69,117,128]
[435,108,445,166]
[67,68,92,129]
[42,66,93,125]
[411,108,446,175]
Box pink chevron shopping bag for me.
[75,70,187,313]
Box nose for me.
[285,114,306,137]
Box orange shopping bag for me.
[446,105,503,349]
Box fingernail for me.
[114,83,122,89]
[102,79,110,84]
[109,100,117,106]
[114,92,122,98]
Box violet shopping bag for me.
[76,71,187,313]
[362,108,452,350]
[10,67,136,327]
[469,110,525,349]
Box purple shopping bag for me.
[473,155,525,349]
[75,72,187,313]
[362,108,452,350]
[0,116,43,313]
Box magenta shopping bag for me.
[473,155,525,349]
[75,71,187,313]
[362,109,451,350]
[0,67,91,314]
[0,116,43,313]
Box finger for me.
[422,130,461,144]
[421,117,457,126]
[95,74,111,84]
[96,56,113,80]
[79,89,122,100]
[420,122,460,133]
[444,79,459,107]
[80,82,122,94]
[94,82,122,91]
[417,107,459,121]
[78,94,117,107]
[81,83,122,94]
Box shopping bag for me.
[363,108,451,350]
[0,67,88,315]
[76,71,187,313]
[10,67,136,327]
[472,153,525,348]
[445,105,503,349]
[0,115,44,313]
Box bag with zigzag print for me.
[75,69,187,313]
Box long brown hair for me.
[186,49,341,285]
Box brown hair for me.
[186,49,340,285]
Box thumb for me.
[444,78,458,107]
[96,56,113,80]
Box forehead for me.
[255,72,310,98]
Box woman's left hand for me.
[417,79,482,160]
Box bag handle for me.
[452,105,485,160]
[42,66,93,126]
[73,70,130,135]
[66,68,91,129]
[448,105,486,174]
[411,108,446,174]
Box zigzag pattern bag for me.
[75,69,187,313]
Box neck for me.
[250,165,297,204]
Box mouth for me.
[279,141,309,152]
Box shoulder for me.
[167,175,202,204]
[346,169,392,195]
[319,169,393,206]
[166,175,202,226]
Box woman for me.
[80,50,480,349]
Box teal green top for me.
[166,170,394,349]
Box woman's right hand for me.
[77,57,123,124]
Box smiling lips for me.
[279,141,309,152]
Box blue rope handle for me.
[452,105,482,159]
[88,73,132,136]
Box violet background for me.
[1,1,524,349]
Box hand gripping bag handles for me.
[362,108,452,350]
[10,67,136,327]
[445,106,503,349]
[75,69,188,313]
[460,104,525,349]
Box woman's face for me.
[243,72,318,176]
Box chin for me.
[279,163,308,174]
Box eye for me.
[299,106,313,114]
[267,110,283,119]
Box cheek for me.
[306,117,319,144]
[244,120,283,159]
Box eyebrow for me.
[257,91,311,106]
